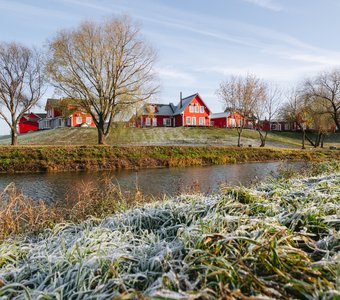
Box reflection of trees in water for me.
[0,162,306,203]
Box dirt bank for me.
[0,145,338,173]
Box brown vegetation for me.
[0,145,339,173]
[0,179,153,241]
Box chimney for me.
[180,92,183,108]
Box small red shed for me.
[18,113,47,134]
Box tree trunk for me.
[237,128,243,147]
[314,133,321,148]
[334,115,340,133]
[320,134,325,148]
[258,130,268,147]
[11,127,18,146]
[301,130,305,149]
[97,126,105,145]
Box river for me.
[0,161,307,202]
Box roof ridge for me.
[181,92,198,101]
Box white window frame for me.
[200,106,204,113]
[199,117,205,125]
[189,105,194,113]
[152,118,157,127]
[192,117,196,125]
[229,118,236,127]
[145,117,151,126]
[186,117,191,125]
[76,117,82,125]
[163,118,171,126]
[86,117,92,125]
[195,105,199,113]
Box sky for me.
[1,0,340,135]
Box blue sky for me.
[1,0,340,135]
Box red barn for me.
[18,113,47,134]
[211,110,256,129]
[39,98,96,130]
[132,93,211,127]
[259,120,298,131]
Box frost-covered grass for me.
[0,172,339,299]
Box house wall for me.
[18,121,39,134]
[18,113,43,134]
[211,117,227,128]
[182,95,210,126]
[211,112,255,129]
[71,111,96,127]
[174,114,183,127]
[138,115,173,127]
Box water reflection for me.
[0,161,305,202]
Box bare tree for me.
[0,42,45,145]
[216,74,266,147]
[279,89,323,149]
[302,94,334,148]
[304,69,340,132]
[253,84,281,147]
[46,15,158,144]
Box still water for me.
[0,161,305,202]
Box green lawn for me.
[2,127,338,148]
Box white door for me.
[152,118,157,127]
[192,117,196,126]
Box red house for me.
[18,113,47,134]
[39,98,96,130]
[211,110,256,129]
[259,120,298,131]
[132,93,211,127]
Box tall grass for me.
[0,162,339,299]
[0,179,153,242]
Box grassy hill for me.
[1,127,339,148]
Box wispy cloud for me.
[0,0,77,21]
[243,0,283,11]
[156,66,196,84]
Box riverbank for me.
[2,127,339,148]
[0,145,339,173]
[0,164,339,299]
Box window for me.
[229,118,236,127]
[192,117,196,125]
[163,118,171,126]
[76,117,82,125]
[186,117,191,125]
[200,106,204,113]
[248,122,253,129]
[189,105,194,113]
[86,117,92,125]
[199,117,205,125]
[152,118,157,127]
[195,105,199,113]
[145,118,151,126]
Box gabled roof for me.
[140,103,174,116]
[211,112,231,119]
[32,113,47,119]
[139,93,211,117]
[22,113,47,120]
[172,93,198,115]
[45,98,82,110]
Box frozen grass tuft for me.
[0,172,339,299]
